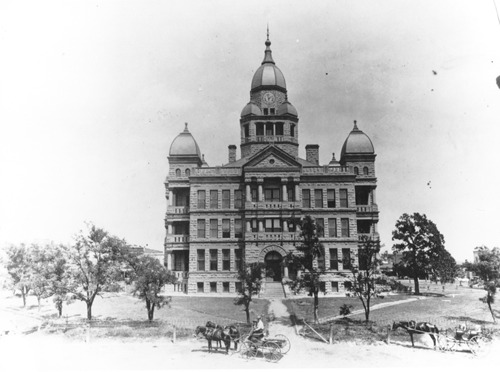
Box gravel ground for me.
[1,298,497,371]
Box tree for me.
[429,247,458,285]
[29,244,54,311]
[345,235,382,322]
[65,224,125,320]
[122,252,176,322]
[285,216,325,323]
[234,262,265,324]
[392,213,445,295]
[5,244,32,307]
[465,246,500,323]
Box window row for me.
[302,188,349,208]
[317,248,353,271]
[353,166,370,176]
[243,123,296,138]
[197,281,242,293]
[175,168,191,177]
[197,249,242,271]
[197,190,243,209]
[197,219,243,239]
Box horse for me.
[205,321,223,348]
[195,325,231,354]
[392,320,439,349]
[223,325,241,351]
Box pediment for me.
[243,146,302,169]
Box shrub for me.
[339,304,353,316]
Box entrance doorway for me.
[264,251,282,282]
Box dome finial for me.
[184,122,189,132]
[262,26,274,65]
[353,120,359,131]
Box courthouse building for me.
[164,33,379,296]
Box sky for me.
[1,0,500,263]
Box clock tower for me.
[240,30,299,158]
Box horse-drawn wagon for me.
[437,325,492,355]
[239,333,291,363]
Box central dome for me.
[250,34,287,92]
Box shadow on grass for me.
[444,316,490,326]
[417,292,446,298]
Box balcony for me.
[245,201,301,210]
[243,135,298,144]
[171,271,189,280]
[166,235,190,244]
[167,205,190,214]
[356,205,378,213]
[245,232,297,241]
[357,233,380,240]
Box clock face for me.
[263,92,275,104]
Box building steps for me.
[261,282,286,299]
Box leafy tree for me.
[429,247,458,285]
[234,262,265,324]
[45,244,73,317]
[65,224,125,320]
[392,213,445,295]
[345,235,382,322]
[465,246,500,323]
[121,252,176,322]
[29,244,54,311]
[285,216,325,323]
[5,244,32,307]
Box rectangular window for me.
[287,185,294,202]
[222,190,230,208]
[263,108,269,116]
[223,282,230,293]
[327,189,335,208]
[210,190,218,209]
[266,123,273,135]
[265,219,281,232]
[341,218,350,237]
[256,123,264,136]
[270,108,276,115]
[235,249,242,271]
[235,281,242,293]
[210,219,218,238]
[173,251,188,271]
[251,187,258,202]
[340,189,348,208]
[317,250,325,270]
[342,248,351,270]
[222,219,230,238]
[244,124,249,138]
[275,122,283,135]
[316,218,324,237]
[210,249,218,271]
[234,190,243,208]
[320,282,326,293]
[222,249,230,271]
[302,189,311,208]
[328,218,337,237]
[197,190,206,209]
[197,249,205,271]
[251,219,258,232]
[330,248,338,270]
[197,282,204,293]
[331,281,339,292]
[210,282,217,293]
[264,188,280,202]
[290,124,295,137]
[234,219,242,238]
[197,219,206,238]
[314,189,323,208]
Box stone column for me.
[246,220,252,232]
[283,221,289,232]
[281,178,288,202]
[372,188,377,204]
[167,224,173,235]
[169,190,173,206]
[295,183,300,202]
[167,253,172,270]
[258,180,263,202]
[284,266,289,278]
[246,183,251,202]
[258,220,264,232]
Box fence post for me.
[386,325,391,344]
[173,325,176,343]
[329,323,334,344]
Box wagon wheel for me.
[438,334,455,352]
[262,341,282,363]
[468,335,490,356]
[273,334,291,354]
[240,340,257,360]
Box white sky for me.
[1,0,500,263]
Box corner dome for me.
[250,33,287,92]
[340,121,375,158]
[169,123,201,157]
[241,102,262,117]
[277,101,297,116]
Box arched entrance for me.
[264,251,283,282]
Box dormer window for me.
[263,108,269,115]
[270,108,275,115]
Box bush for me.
[375,277,410,292]
[339,304,353,316]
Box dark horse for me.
[392,320,439,349]
[195,325,231,354]
[223,325,241,351]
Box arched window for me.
[354,167,359,175]
[185,168,191,177]
[175,168,181,177]
[363,167,369,175]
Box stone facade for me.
[164,34,379,296]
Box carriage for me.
[239,333,291,363]
[437,325,492,355]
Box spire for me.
[262,26,275,65]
